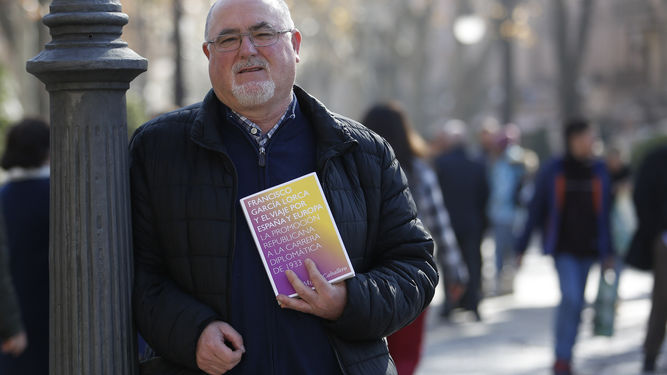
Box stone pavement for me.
[416,250,662,375]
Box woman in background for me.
[0,200,27,358]
[362,103,467,375]
[0,118,50,374]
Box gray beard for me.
[231,80,276,106]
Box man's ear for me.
[291,29,302,63]
[203,43,211,59]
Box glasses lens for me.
[251,30,278,46]
[214,35,240,51]
[211,29,286,51]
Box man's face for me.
[203,0,301,111]
[569,129,595,160]
[479,129,496,153]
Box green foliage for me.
[127,91,149,138]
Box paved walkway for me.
[416,249,661,375]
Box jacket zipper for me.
[258,146,266,167]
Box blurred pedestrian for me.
[432,119,489,321]
[516,119,613,375]
[487,124,526,295]
[627,144,667,373]
[0,201,27,358]
[592,146,635,337]
[604,147,635,250]
[363,103,467,375]
[605,147,632,199]
[0,118,50,374]
[477,117,501,163]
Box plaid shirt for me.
[228,93,297,148]
[410,158,468,284]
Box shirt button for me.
[250,128,258,135]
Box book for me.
[240,172,355,297]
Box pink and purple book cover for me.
[240,172,355,298]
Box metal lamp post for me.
[26,0,146,373]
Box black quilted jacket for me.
[130,86,438,375]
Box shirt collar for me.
[227,93,297,145]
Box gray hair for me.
[439,119,467,145]
[204,0,294,41]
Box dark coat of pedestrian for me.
[0,201,26,356]
[432,120,489,320]
[0,118,50,375]
[627,144,667,372]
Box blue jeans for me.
[554,253,595,361]
[494,222,516,273]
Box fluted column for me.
[26,1,146,374]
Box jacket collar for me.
[190,89,228,154]
[291,86,357,165]
[190,86,357,165]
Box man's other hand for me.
[276,258,348,321]
[196,321,245,375]
[1,331,27,357]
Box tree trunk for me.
[554,0,596,121]
[501,0,517,124]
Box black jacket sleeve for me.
[130,128,220,370]
[326,138,438,341]
[516,161,551,255]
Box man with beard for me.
[129,1,438,374]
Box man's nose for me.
[238,34,258,56]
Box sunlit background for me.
[1,1,665,373]
[1,0,666,160]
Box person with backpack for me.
[515,119,614,375]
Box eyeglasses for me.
[207,28,294,52]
